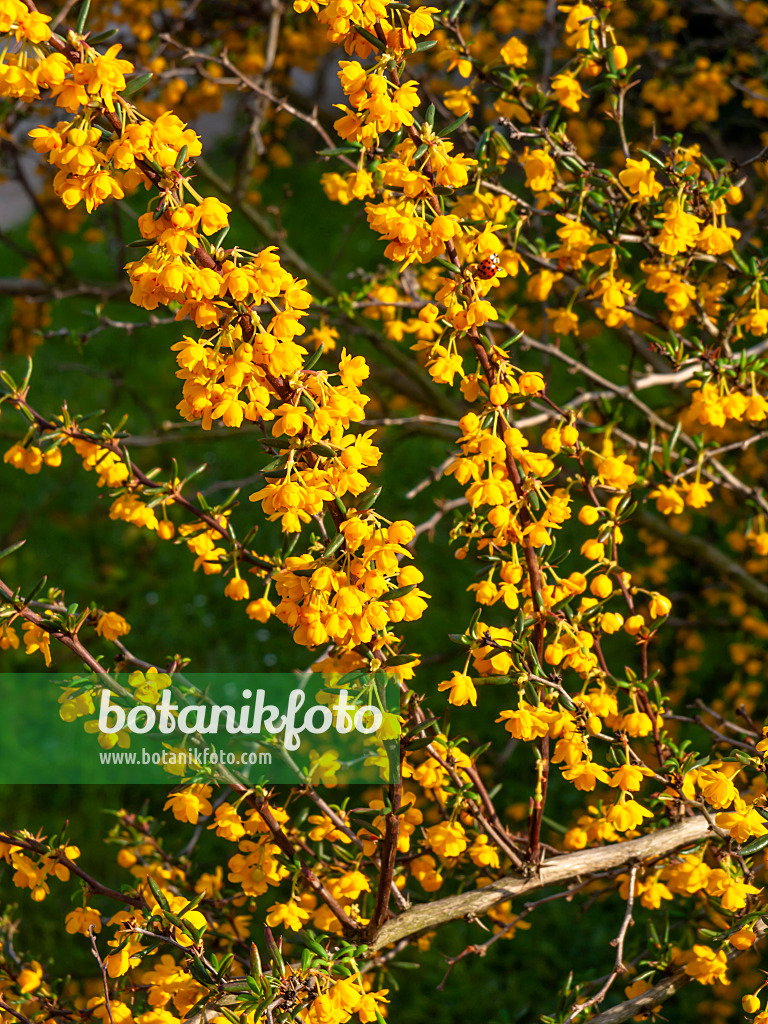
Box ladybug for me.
[474,252,500,280]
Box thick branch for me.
[636,508,768,611]
[587,919,768,1024]
[370,816,711,951]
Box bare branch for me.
[371,816,711,950]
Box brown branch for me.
[636,508,768,611]
[586,919,767,1024]
[7,394,274,572]
[0,999,38,1024]
[0,576,132,693]
[0,833,144,908]
[88,927,116,1024]
[563,864,637,1022]
[367,782,401,939]
[303,789,409,911]
[238,791,362,938]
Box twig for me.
[0,999,38,1024]
[233,790,362,938]
[0,833,144,908]
[562,864,637,1022]
[88,927,116,1024]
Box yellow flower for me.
[265,900,311,932]
[610,763,654,792]
[408,6,438,37]
[520,148,556,191]
[469,834,500,868]
[606,797,653,832]
[648,593,671,619]
[715,798,768,842]
[425,821,468,859]
[22,622,52,666]
[560,2,597,47]
[65,913,102,937]
[650,483,685,515]
[78,44,134,112]
[654,201,702,256]
[679,480,713,509]
[193,196,231,235]
[17,962,43,994]
[731,928,756,950]
[0,624,19,649]
[561,760,612,791]
[697,222,739,254]
[527,269,562,301]
[496,702,551,740]
[681,944,729,986]
[501,37,528,67]
[357,989,390,1023]
[438,671,478,707]
[597,455,637,490]
[224,576,250,601]
[550,73,586,112]
[618,158,662,199]
[163,784,213,824]
[95,611,131,641]
[246,597,275,622]
[207,803,245,841]
[443,86,478,117]
[410,853,444,891]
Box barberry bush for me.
[3,0,768,1021]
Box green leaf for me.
[382,583,417,601]
[87,27,118,42]
[123,72,154,96]
[303,933,328,958]
[0,539,26,561]
[23,576,48,604]
[309,443,336,457]
[212,225,230,248]
[257,435,295,449]
[356,485,382,511]
[385,653,418,666]
[439,112,469,137]
[323,533,345,559]
[403,716,439,738]
[739,833,768,856]
[305,343,324,371]
[448,633,473,645]
[76,0,91,34]
[406,735,434,751]
[316,145,362,156]
[352,23,385,49]
[146,876,170,912]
